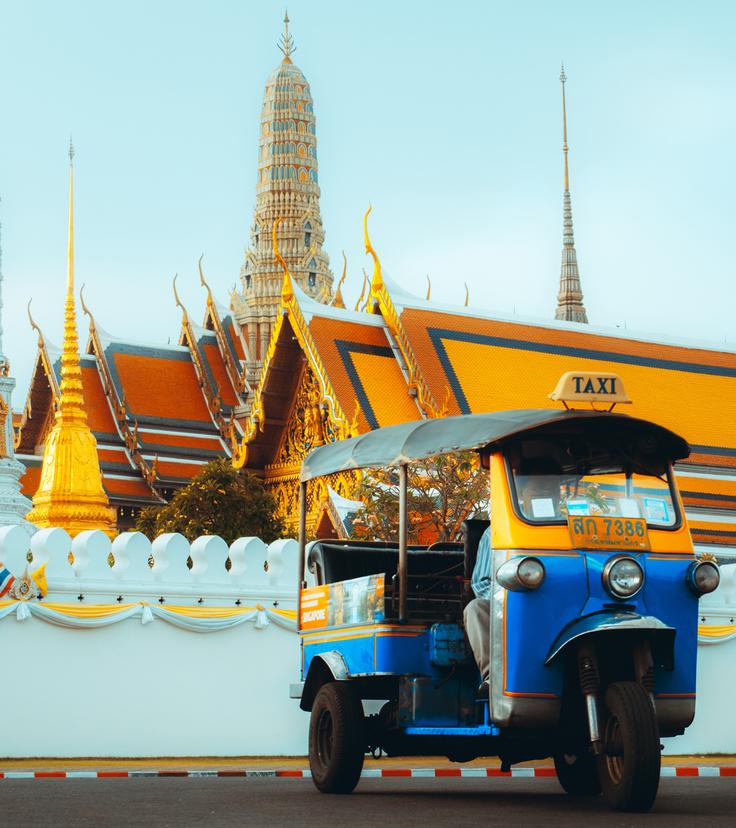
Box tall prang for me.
[555,66,588,324]
[233,12,333,383]
[25,144,117,538]
[0,199,33,529]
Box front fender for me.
[545,610,676,667]
[300,651,350,711]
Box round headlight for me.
[687,561,720,596]
[496,556,546,591]
[602,556,644,599]
[517,557,546,589]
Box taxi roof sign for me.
[549,372,631,409]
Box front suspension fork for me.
[577,643,603,755]
[577,640,657,755]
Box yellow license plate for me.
[567,515,650,551]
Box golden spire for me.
[278,10,295,63]
[25,144,117,538]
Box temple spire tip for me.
[278,9,295,61]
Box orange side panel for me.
[489,452,694,554]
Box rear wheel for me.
[597,681,660,812]
[308,682,365,794]
[554,750,601,796]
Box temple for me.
[232,12,333,386]
[231,210,736,550]
[13,17,736,557]
[555,66,588,323]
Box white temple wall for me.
[2,612,307,757]
[0,525,734,757]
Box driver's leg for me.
[463,597,490,686]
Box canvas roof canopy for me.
[300,410,690,482]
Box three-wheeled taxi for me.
[291,372,720,812]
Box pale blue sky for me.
[1,0,734,399]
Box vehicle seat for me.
[461,518,490,582]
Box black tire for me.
[554,751,601,796]
[308,682,365,794]
[597,681,661,812]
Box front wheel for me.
[308,682,365,794]
[598,681,661,812]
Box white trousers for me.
[463,597,490,683]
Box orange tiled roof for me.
[80,359,119,438]
[201,340,240,408]
[102,475,157,501]
[137,431,224,454]
[224,316,246,362]
[308,314,420,432]
[393,304,736,464]
[104,343,214,428]
[153,460,210,482]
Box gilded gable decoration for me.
[364,207,438,418]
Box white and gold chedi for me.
[25,145,116,537]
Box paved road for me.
[1,778,734,827]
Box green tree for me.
[350,451,489,543]
[136,459,284,544]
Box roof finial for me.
[278,10,295,62]
[273,217,294,302]
[363,205,383,290]
[560,63,569,193]
[69,136,75,165]
[555,64,588,325]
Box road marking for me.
[0,766,734,780]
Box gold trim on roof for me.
[232,217,354,469]
[364,208,438,419]
[172,273,234,445]
[79,288,160,492]
[199,255,249,394]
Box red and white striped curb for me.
[0,766,734,780]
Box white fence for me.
[1,524,735,756]
[0,525,308,757]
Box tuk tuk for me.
[292,372,720,812]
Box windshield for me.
[512,470,677,527]
[506,434,679,528]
